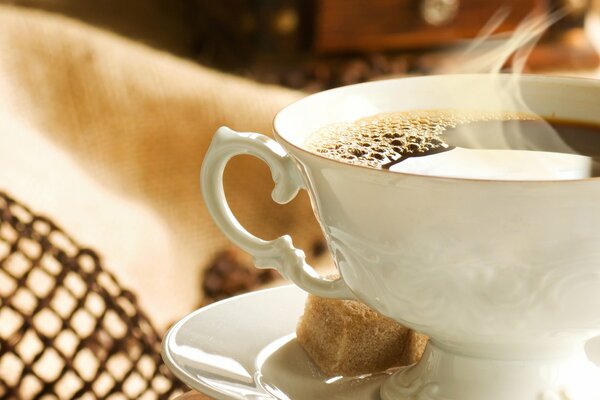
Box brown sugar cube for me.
[296,294,428,377]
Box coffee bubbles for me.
[304,110,600,180]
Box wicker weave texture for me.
[0,191,185,399]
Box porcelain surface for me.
[161,285,389,400]
[200,75,600,399]
[162,286,600,400]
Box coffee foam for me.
[304,110,537,169]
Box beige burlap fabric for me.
[0,5,324,329]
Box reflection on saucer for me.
[163,286,391,400]
[256,335,388,400]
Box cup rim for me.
[272,73,600,184]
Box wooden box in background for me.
[314,0,548,52]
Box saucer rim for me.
[161,285,304,400]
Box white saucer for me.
[162,285,600,400]
[161,285,390,400]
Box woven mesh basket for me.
[0,191,185,399]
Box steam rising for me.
[586,2,600,56]
[438,9,566,74]
[305,7,598,180]
[409,7,594,180]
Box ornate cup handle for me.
[201,126,356,300]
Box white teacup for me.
[201,74,600,400]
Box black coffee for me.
[304,110,600,179]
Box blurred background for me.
[1,0,600,399]
[4,0,600,88]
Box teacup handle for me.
[201,126,356,300]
